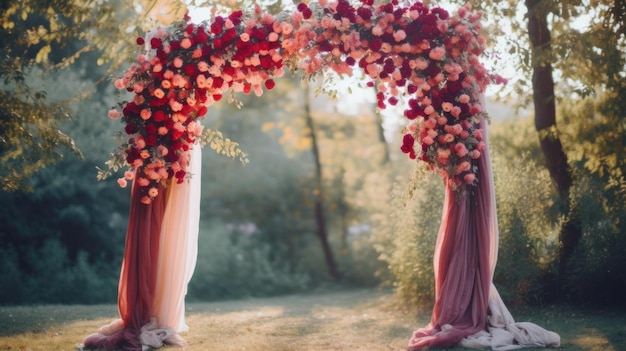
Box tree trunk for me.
[303,81,341,281]
[526,0,581,295]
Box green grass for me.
[1,289,624,350]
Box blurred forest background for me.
[1,0,624,311]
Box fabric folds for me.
[407,111,560,350]
[83,147,201,350]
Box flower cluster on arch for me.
[106,0,506,204]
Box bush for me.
[372,169,443,311]
[565,169,626,306]
[491,152,560,306]
[188,220,310,301]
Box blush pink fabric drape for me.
[83,147,201,350]
[408,111,560,350]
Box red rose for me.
[153,110,167,122]
[136,37,145,45]
[150,37,162,49]
[228,10,243,25]
[194,30,208,44]
[260,56,273,70]
[145,135,157,146]
[176,170,186,183]
[186,24,195,35]
[210,21,223,35]
[369,38,383,52]
[265,79,276,90]
[356,7,372,21]
[184,63,196,76]
[125,123,137,135]
[223,28,237,42]
[197,106,208,117]
[212,77,224,89]
[213,38,223,49]
[145,123,158,136]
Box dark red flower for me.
[145,135,157,146]
[197,106,208,117]
[260,56,273,70]
[357,7,372,21]
[145,123,158,136]
[213,38,223,49]
[175,170,186,183]
[136,37,145,45]
[125,123,137,135]
[265,79,275,90]
[150,37,162,49]
[229,10,243,25]
[153,110,167,122]
[186,24,195,35]
[194,29,208,44]
[223,28,237,43]
[431,7,450,20]
[184,63,196,76]
[210,21,223,35]
[369,38,383,52]
[212,77,224,89]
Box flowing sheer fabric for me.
[407,111,560,350]
[83,178,166,350]
[83,147,201,350]
[152,146,202,333]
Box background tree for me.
[454,0,626,299]
[0,0,186,191]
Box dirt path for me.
[1,288,624,350]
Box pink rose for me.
[454,143,468,157]
[148,187,159,198]
[124,171,134,180]
[108,109,120,119]
[463,173,476,184]
[117,178,127,188]
[451,106,462,118]
[180,38,192,49]
[140,108,151,120]
[137,177,150,187]
[459,94,470,104]
[473,129,483,140]
[140,150,150,159]
[428,47,445,60]
[140,196,152,205]
[455,161,471,174]
[424,118,437,129]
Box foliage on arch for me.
[99,0,506,204]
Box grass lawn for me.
[1,289,624,351]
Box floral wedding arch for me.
[85,1,560,350]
